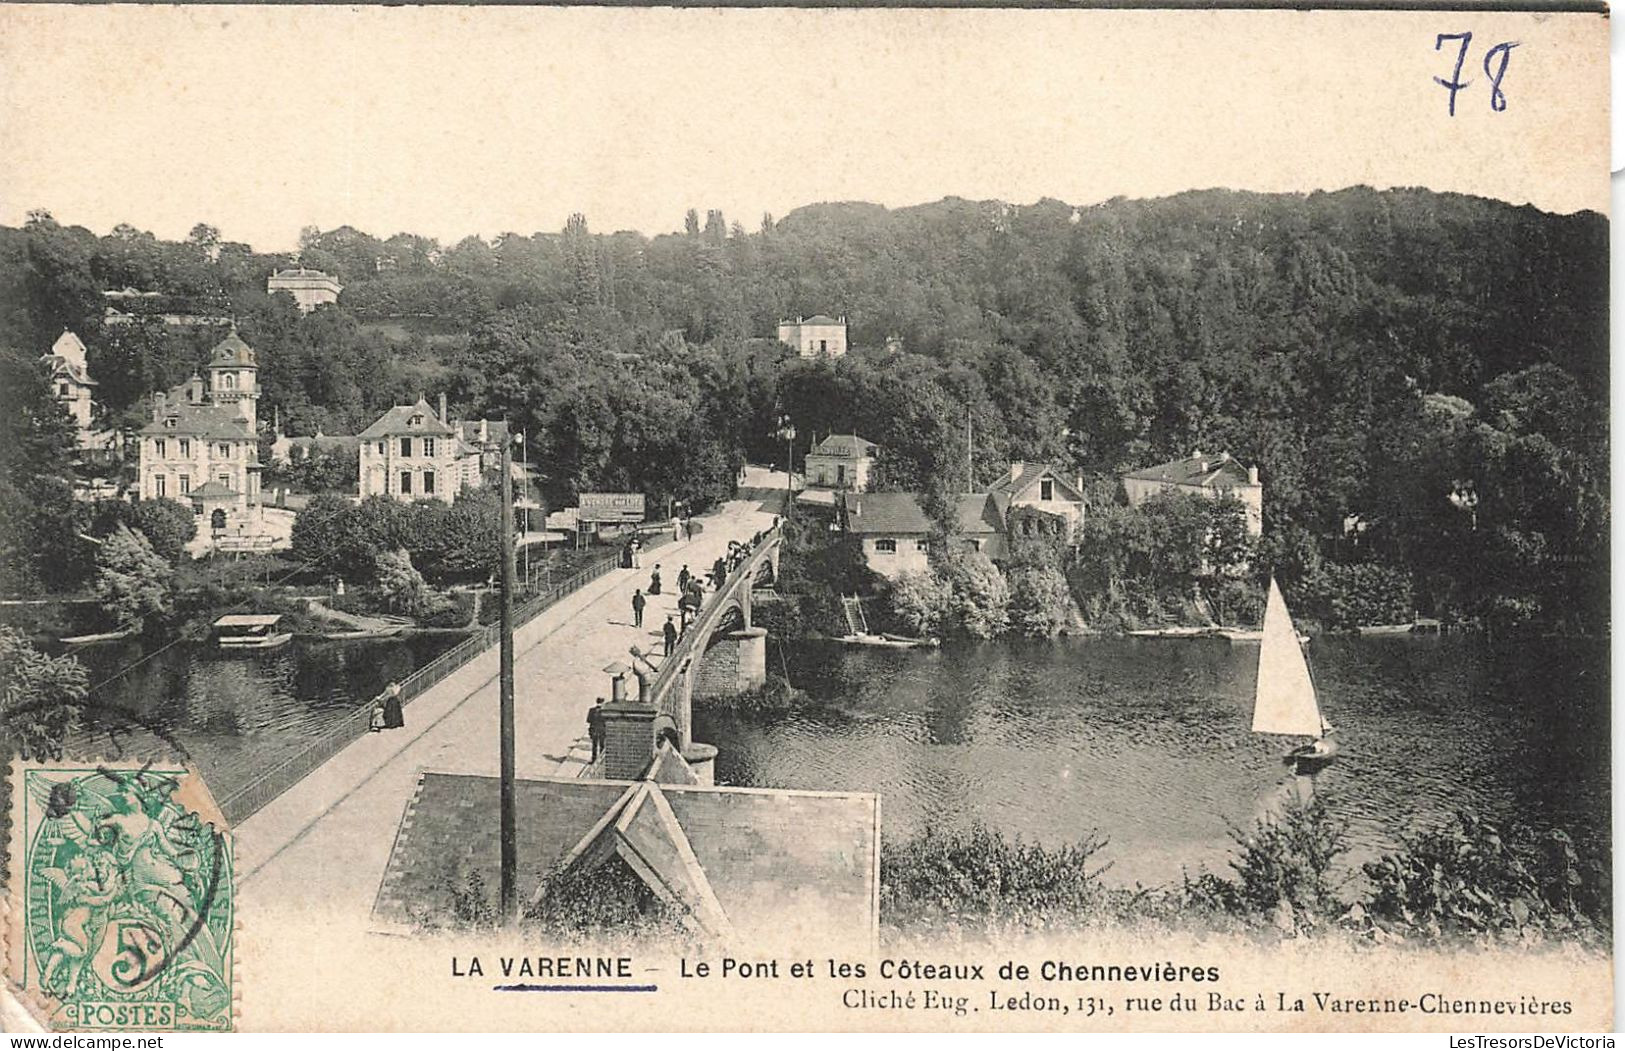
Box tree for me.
[0,348,89,593]
[374,548,428,614]
[1007,564,1073,637]
[939,549,1010,639]
[886,570,951,637]
[93,525,174,634]
[129,500,197,563]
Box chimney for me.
[1248,465,1260,485]
[479,419,488,444]
[152,391,166,423]
[438,393,447,424]
[1009,462,1022,482]
[600,702,658,780]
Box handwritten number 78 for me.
[1435,32,1518,115]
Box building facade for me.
[839,492,935,578]
[804,433,878,491]
[42,330,97,433]
[137,332,263,528]
[267,267,343,313]
[1121,450,1264,536]
[988,461,1088,537]
[357,398,481,503]
[776,315,848,358]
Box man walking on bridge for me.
[631,587,646,628]
[663,615,677,658]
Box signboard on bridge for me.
[577,492,646,523]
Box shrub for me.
[1007,564,1073,637]
[881,824,1110,936]
[374,548,428,614]
[1223,796,1348,931]
[1362,812,1608,942]
[93,525,175,635]
[524,855,691,945]
[939,550,1010,640]
[886,570,951,637]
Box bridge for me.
[600,522,783,781]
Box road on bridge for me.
[233,493,779,1025]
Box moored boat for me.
[214,614,293,650]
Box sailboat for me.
[1252,578,1337,776]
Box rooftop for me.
[1122,450,1256,488]
[809,434,877,458]
[357,399,455,439]
[187,480,240,500]
[206,331,256,367]
[140,403,255,441]
[843,492,934,536]
[372,770,879,946]
[989,462,1086,504]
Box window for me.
[967,538,982,552]
[1041,479,1055,501]
[423,438,436,457]
[409,415,423,426]
[916,539,930,552]
[179,439,190,457]
[873,538,897,553]
[58,383,69,397]
[218,443,231,458]
[422,471,435,495]
[218,473,231,489]
[400,437,413,457]
[154,475,166,497]
[154,440,166,458]
[836,465,846,484]
[400,471,413,494]
[179,475,191,494]
[223,374,236,389]
[377,441,386,455]
[819,339,828,353]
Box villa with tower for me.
[137,330,265,537]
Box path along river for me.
[695,634,1609,888]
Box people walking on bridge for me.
[712,556,727,589]
[371,681,404,732]
[648,564,662,595]
[586,697,606,762]
[663,615,677,658]
[631,587,646,628]
[628,535,642,569]
[677,565,691,593]
[671,515,683,542]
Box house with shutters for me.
[840,461,1088,578]
[137,331,263,533]
[1121,449,1263,536]
[266,267,343,313]
[804,433,878,492]
[40,330,119,464]
[356,398,482,503]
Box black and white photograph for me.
[0,3,1610,1034]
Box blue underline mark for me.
[493,984,660,993]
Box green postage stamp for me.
[4,763,235,1032]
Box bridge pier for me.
[694,627,768,700]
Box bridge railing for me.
[647,523,781,727]
[217,534,672,825]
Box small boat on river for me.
[838,632,940,649]
[1252,579,1337,777]
[214,614,293,650]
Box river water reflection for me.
[69,633,465,800]
[695,635,1609,888]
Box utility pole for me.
[966,408,974,493]
[498,431,518,922]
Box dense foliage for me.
[0,189,1607,631]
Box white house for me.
[357,398,481,503]
[776,315,848,358]
[1122,450,1263,536]
[267,267,343,313]
[804,434,878,492]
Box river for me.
[693,635,1609,888]
[67,633,465,802]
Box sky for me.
[0,6,1608,252]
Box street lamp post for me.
[777,417,797,506]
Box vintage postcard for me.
[0,2,1609,1034]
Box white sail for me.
[1252,578,1324,737]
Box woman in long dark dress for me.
[648,565,662,595]
[382,681,405,729]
